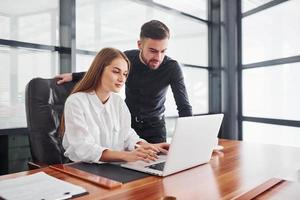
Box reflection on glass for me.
[242,0,273,13]
[0,0,59,45]
[76,0,208,66]
[243,121,300,147]
[165,66,208,116]
[243,63,300,121]
[242,0,300,64]
[153,0,207,19]
[0,46,58,129]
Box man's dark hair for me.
[140,20,170,40]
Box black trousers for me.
[131,118,166,144]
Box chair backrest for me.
[25,78,77,164]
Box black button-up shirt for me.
[73,49,192,119]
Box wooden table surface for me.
[1,139,300,200]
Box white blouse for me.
[62,91,143,162]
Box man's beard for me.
[139,50,160,70]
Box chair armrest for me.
[28,161,49,170]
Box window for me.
[75,53,95,72]
[76,0,209,118]
[242,0,300,64]
[0,0,59,129]
[242,0,273,13]
[241,0,300,146]
[0,46,58,129]
[165,66,208,116]
[243,63,300,121]
[153,0,207,19]
[0,16,10,39]
[243,121,300,147]
[0,0,59,45]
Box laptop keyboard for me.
[147,162,166,171]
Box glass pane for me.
[152,10,208,66]
[76,0,145,52]
[153,0,207,20]
[0,15,10,39]
[242,0,273,13]
[242,0,300,64]
[0,0,59,45]
[76,53,95,72]
[243,63,300,120]
[0,46,58,129]
[76,0,208,66]
[165,66,208,116]
[243,121,300,147]
[165,117,177,138]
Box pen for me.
[54,192,72,200]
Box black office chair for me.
[25,78,77,168]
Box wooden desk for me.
[256,179,300,199]
[1,139,300,200]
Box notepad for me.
[0,172,88,200]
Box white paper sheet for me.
[0,172,87,200]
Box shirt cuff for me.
[72,72,85,82]
[92,145,108,162]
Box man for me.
[56,20,192,143]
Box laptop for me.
[121,113,224,176]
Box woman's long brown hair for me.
[60,47,130,135]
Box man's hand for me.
[55,73,73,84]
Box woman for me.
[61,47,169,163]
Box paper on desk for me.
[0,172,87,200]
